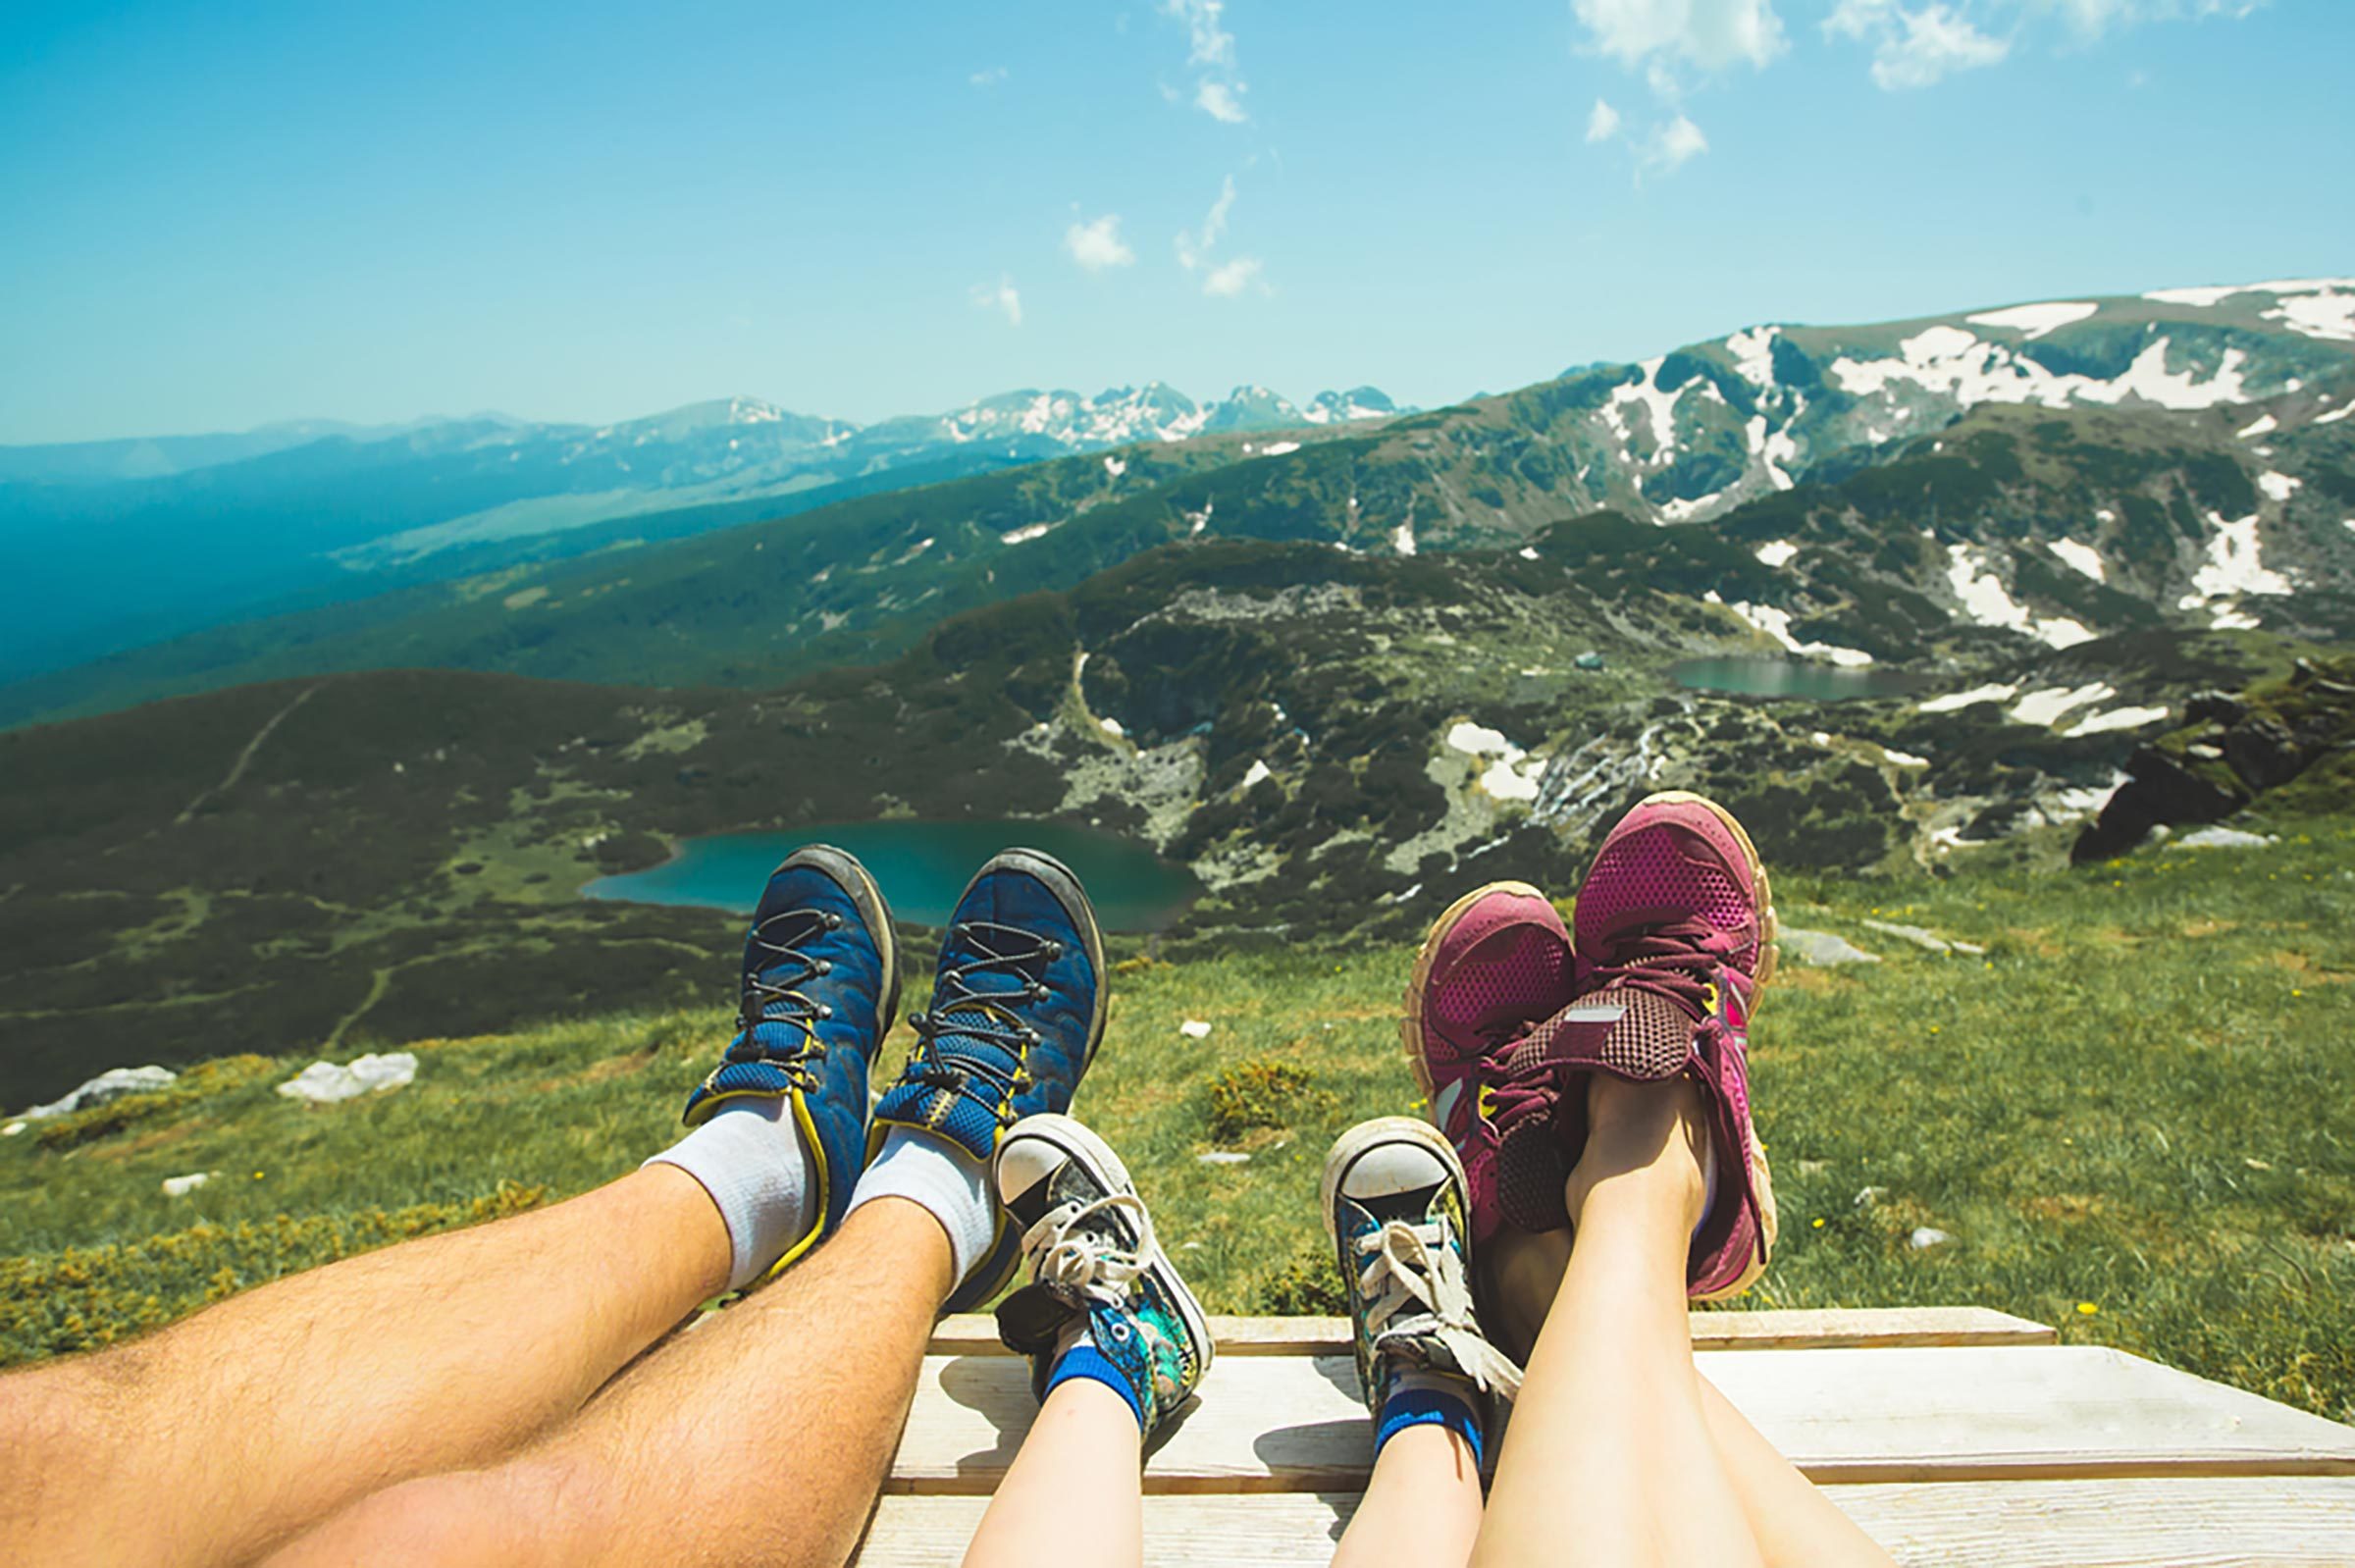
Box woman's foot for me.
[1492,791,1779,1300]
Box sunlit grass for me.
[5,815,2350,1423]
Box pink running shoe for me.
[1401,881,1574,1244]
[1492,792,1780,1300]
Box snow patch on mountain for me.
[1833,329,2248,412]
[1965,301,2099,339]
[2012,683,2113,727]
[1726,325,1780,388]
[2065,705,2172,738]
[1754,540,1799,568]
[2049,539,2106,581]
[2257,472,2301,502]
[1944,546,2095,649]
[1918,683,2017,713]
[1702,592,1872,666]
[2179,513,2291,623]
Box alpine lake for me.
[585,819,1201,932]
[1670,656,1926,702]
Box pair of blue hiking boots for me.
[676,844,1109,1314]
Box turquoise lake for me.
[1671,657,1925,702]
[584,820,1201,931]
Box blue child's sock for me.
[1376,1368,1485,1466]
[1043,1317,1145,1432]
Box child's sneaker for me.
[1323,1117,1521,1461]
[991,1115,1211,1438]
[1492,791,1779,1299]
[1400,883,1573,1243]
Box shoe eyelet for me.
[1045,941,1063,959]
[818,1005,834,1019]
[825,913,843,929]
[815,960,832,974]
[1109,1321,1132,1341]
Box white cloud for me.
[1064,214,1136,272]
[2029,0,2265,37]
[1202,257,1266,297]
[1645,113,1709,172]
[1176,176,1237,271]
[1586,97,1624,141]
[1826,1,2009,88]
[1194,79,1248,123]
[1571,0,1789,75]
[969,276,1021,326]
[1827,0,2259,88]
[1164,0,1237,67]
[968,66,1008,88]
[1161,0,1250,123]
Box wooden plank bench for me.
[854,1307,2355,1565]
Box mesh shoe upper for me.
[1404,883,1573,1244]
[1492,794,1778,1299]
[680,846,898,1269]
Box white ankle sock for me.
[847,1128,997,1284]
[645,1101,817,1291]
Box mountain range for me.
[3,275,2353,1097]
[0,382,1407,682]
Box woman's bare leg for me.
[1472,1075,1762,1568]
[961,1376,1143,1568]
[1483,1208,1892,1565]
[1330,1421,1484,1568]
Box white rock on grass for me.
[2170,827,2276,850]
[22,1065,179,1122]
[1862,919,1957,954]
[1,1122,25,1137]
[161,1172,214,1197]
[1779,928,1881,967]
[1178,1019,1214,1039]
[1910,1228,1954,1251]
[1196,1151,1250,1166]
[277,1052,420,1105]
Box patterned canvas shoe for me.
[1492,791,1780,1300]
[1323,1117,1522,1428]
[870,848,1107,1312]
[1402,883,1575,1244]
[991,1115,1211,1437]
[679,845,900,1277]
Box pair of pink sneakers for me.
[1401,791,1781,1301]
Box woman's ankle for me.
[1561,1074,1709,1233]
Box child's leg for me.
[961,1376,1143,1568]
[963,1114,1212,1568]
[1330,1422,1484,1568]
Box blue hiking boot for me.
[681,844,900,1278]
[870,848,1107,1311]
[992,1114,1211,1437]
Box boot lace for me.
[1356,1217,1523,1400]
[906,919,1064,1117]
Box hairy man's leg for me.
[266,1195,955,1568]
[0,1163,728,1568]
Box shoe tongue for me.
[1520,984,1700,1085]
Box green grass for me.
[5,816,2351,1425]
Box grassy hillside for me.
[6,812,2350,1425]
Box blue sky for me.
[2,0,2346,444]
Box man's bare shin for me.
[0,1163,728,1568]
